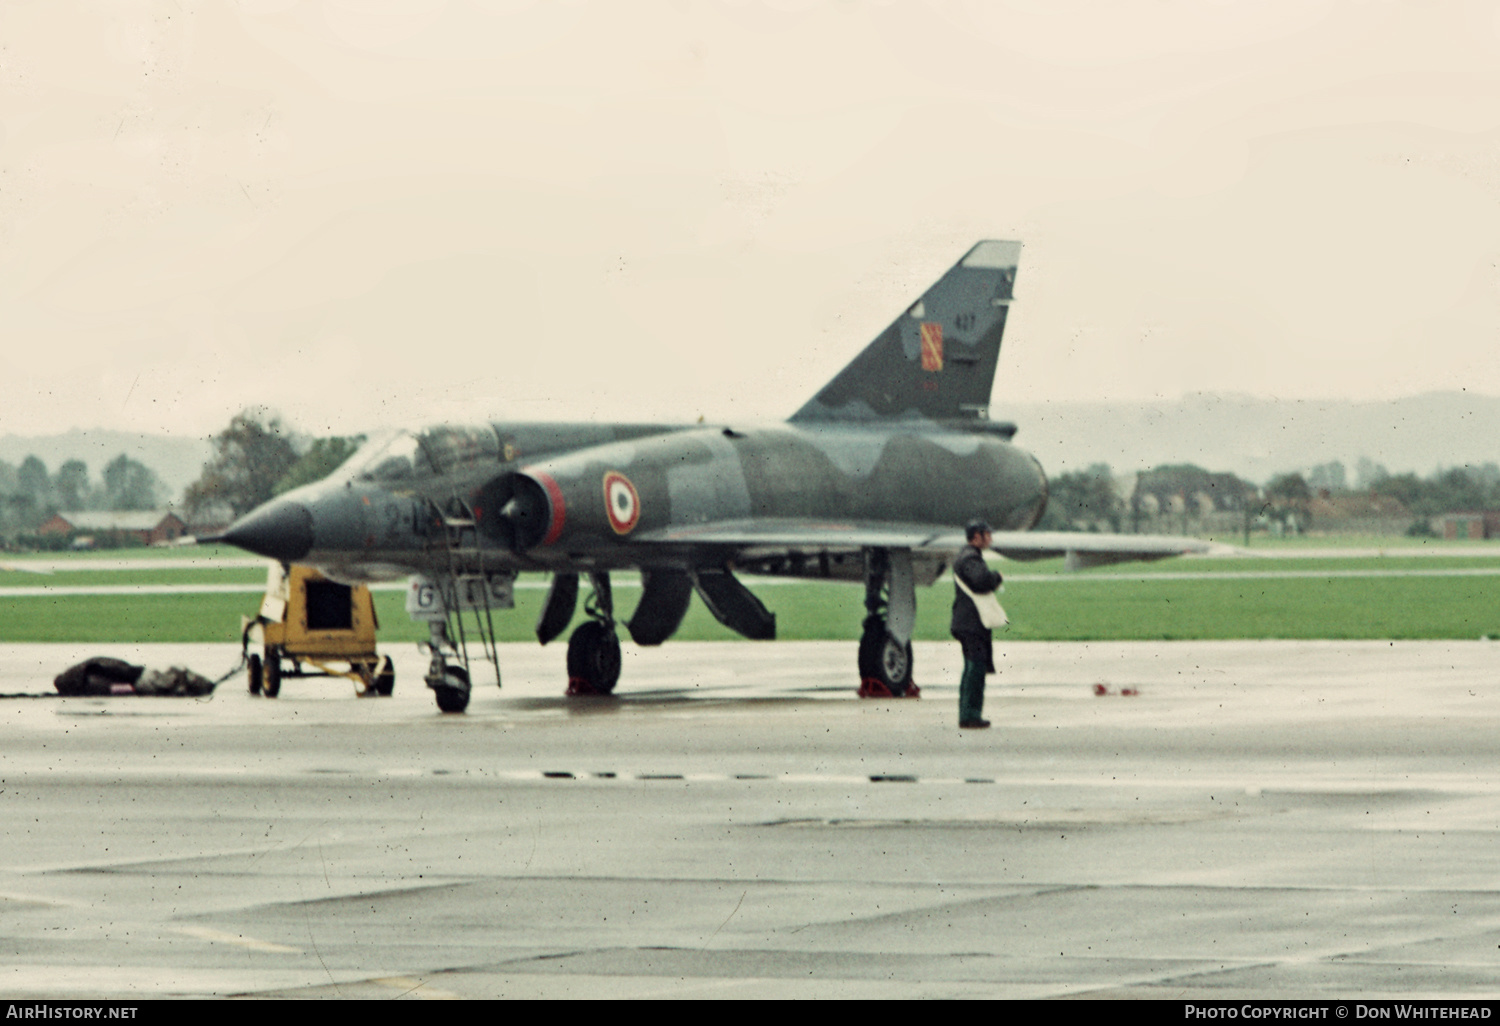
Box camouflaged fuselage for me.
[270,418,1046,583]
[493,422,1046,566]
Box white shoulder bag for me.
[954,573,1009,628]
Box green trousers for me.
[959,659,987,724]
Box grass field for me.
[1,539,1498,644]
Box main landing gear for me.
[858,548,919,698]
[531,554,919,700]
[566,573,621,695]
[535,570,624,696]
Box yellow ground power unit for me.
[242,564,393,697]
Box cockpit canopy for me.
[340,432,427,483]
[338,426,504,484]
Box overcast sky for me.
[4,0,1498,441]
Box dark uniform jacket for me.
[951,544,1003,673]
[950,544,1004,637]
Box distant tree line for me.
[1039,458,1500,536]
[1039,463,1268,534]
[0,453,164,538]
[182,410,365,525]
[0,410,368,549]
[1367,465,1500,517]
[1037,463,1127,532]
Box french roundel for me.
[603,471,641,535]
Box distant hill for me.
[994,391,1500,484]
[0,430,211,504]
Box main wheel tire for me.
[247,653,263,696]
[433,665,470,713]
[858,618,913,696]
[263,646,282,698]
[373,655,395,697]
[566,620,621,694]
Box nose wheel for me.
[423,620,472,713]
[431,664,471,713]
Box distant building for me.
[38,511,188,547]
[1308,492,1412,536]
[184,501,236,538]
[1128,466,1258,535]
[1133,468,1258,516]
[1440,512,1500,540]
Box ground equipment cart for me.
[243,563,393,697]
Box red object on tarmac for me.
[858,678,921,699]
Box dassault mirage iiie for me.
[216,241,1206,712]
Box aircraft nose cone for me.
[220,500,314,563]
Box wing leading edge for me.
[986,530,1217,570]
[637,520,1213,570]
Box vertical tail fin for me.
[790,240,1021,424]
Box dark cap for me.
[965,518,992,540]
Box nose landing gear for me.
[424,619,471,714]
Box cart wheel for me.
[373,655,395,697]
[263,646,282,698]
[247,653,263,696]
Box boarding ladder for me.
[432,506,506,687]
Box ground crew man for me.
[952,518,1003,729]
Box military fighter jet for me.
[216,241,1207,712]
